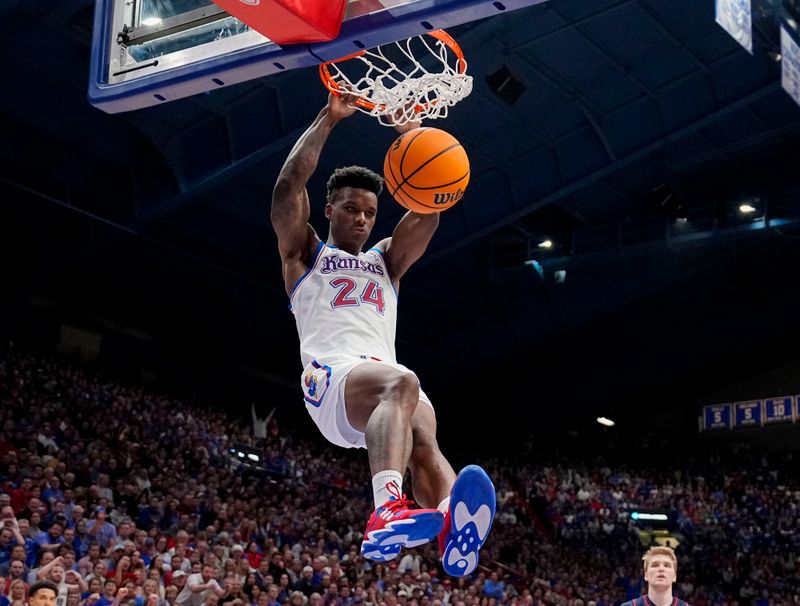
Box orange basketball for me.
[383,127,470,214]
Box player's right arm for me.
[271,93,357,295]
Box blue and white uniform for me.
[291,242,432,448]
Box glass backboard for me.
[88,0,548,113]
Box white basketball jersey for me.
[290,242,397,367]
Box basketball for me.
[383,127,470,214]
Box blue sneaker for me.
[438,465,496,576]
[361,486,444,562]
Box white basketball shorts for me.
[300,355,433,449]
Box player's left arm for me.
[380,212,440,283]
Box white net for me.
[322,32,473,126]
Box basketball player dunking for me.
[621,547,692,606]
[271,92,495,575]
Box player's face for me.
[29,589,57,606]
[645,556,676,589]
[326,187,378,252]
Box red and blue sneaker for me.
[361,484,444,562]
[438,465,496,577]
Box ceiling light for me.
[739,203,757,214]
[596,416,615,427]
[537,239,553,249]
[141,17,163,26]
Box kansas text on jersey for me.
[290,243,398,367]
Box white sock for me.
[437,496,451,514]
[372,470,403,508]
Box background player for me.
[621,546,691,606]
[270,92,495,575]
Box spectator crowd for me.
[0,349,798,606]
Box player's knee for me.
[384,372,420,412]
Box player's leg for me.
[344,363,444,562]
[345,363,420,474]
[406,400,496,577]
[406,402,456,509]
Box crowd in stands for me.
[0,348,798,606]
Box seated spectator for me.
[244,545,262,571]
[1,579,26,606]
[2,557,28,592]
[14,519,37,569]
[36,522,65,554]
[171,572,188,596]
[165,586,180,606]
[294,567,315,598]
[83,578,104,601]
[109,555,138,586]
[96,579,118,606]
[175,565,224,606]
[79,544,103,579]
[87,509,117,551]
[0,526,15,572]
[68,506,85,531]
[140,579,165,606]
[483,573,505,601]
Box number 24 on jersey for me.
[329,277,385,315]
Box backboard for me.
[88,0,548,113]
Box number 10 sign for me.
[764,396,794,423]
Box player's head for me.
[325,166,383,251]
[642,546,677,590]
[29,582,59,606]
[326,166,383,202]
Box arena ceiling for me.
[2,0,800,436]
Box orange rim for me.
[318,29,467,113]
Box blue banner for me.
[704,404,732,430]
[764,397,794,423]
[734,400,762,427]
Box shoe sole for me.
[361,511,444,562]
[441,465,496,577]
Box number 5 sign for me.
[734,400,762,427]
[704,404,732,430]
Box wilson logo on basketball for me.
[384,127,469,214]
[433,189,465,205]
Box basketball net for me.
[319,30,472,126]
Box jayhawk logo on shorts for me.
[304,370,318,397]
[301,360,331,408]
